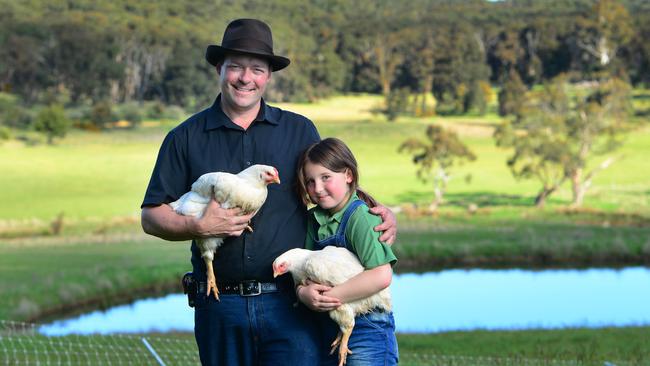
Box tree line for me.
[1,0,648,110]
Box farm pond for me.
[40,267,650,336]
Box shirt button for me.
[247,255,252,260]
[246,161,251,166]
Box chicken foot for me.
[204,258,220,301]
[329,329,353,366]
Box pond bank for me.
[2,227,649,323]
[394,219,650,270]
[28,280,179,323]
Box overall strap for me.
[335,199,366,238]
[312,199,366,251]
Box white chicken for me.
[170,164,280,300]
[272,246,392,366]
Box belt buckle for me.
[239,280,262,296]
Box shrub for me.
[467,81,488,115]
[66,103,93,130]
[114,102,144,127]
[412,93,437,117]
[454,83,468,113]
[33,104,71,144]
[145,101,166,119]
[0,125,11,141]
[160,105,187,121]
[385,88,411,121]
[90,101,114,128]
[141,101,186,121]
[0,92,32,129]
[498,71,527,117]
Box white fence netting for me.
[0,320,635,366]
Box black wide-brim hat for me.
[206,18,290,72]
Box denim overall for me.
[314,199,399,366]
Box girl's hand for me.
[370,205,397,245]
[297,281,341,312]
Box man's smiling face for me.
[217,54,272,114]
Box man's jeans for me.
[321,311,399,366]
[194,291,323,366]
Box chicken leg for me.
[330,327,353,366]
[204,258,220,300]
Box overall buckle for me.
[239,280,262,296]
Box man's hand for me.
[194,198,254,238]
[369,205,397,245]
[297,280,342,312]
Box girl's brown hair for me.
[296,137,378,208]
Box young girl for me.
[296,137,398,366]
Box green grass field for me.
[1,94,649,364]
[0,236,188,321]
[1,94,648,224]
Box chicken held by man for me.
[171,164,280,300]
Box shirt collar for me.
[311,192,360,225]
[205,94,279,131]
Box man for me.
[141,19,396,365]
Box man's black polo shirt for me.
[142,95,320,282]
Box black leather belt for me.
[198,280,279,297]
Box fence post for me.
[141,337,166,366]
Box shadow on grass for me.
[634,108,650,117]
[445,192,535,208]
[632,93,650,100]
[396,191,538,208]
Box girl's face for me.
[304,161,353,213]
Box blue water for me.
[39,267,650,336]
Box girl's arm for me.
[298,263,392,311]
[324,263,392,303]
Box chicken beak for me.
[272,261,286,278]
[273,168,280,184]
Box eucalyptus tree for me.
[494,78,571,207]
[495,75,631,207]
[565,77,631,206]
[399,125,476,210]
[498,69,528,117]
[337,0,419,96]
[406,27,436,117]
[0,17,52,103]
[572,0,634,76]
[257,0,347,102]
[626,7,650,85]
[431,21,490,114]
[47,13,123,102]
